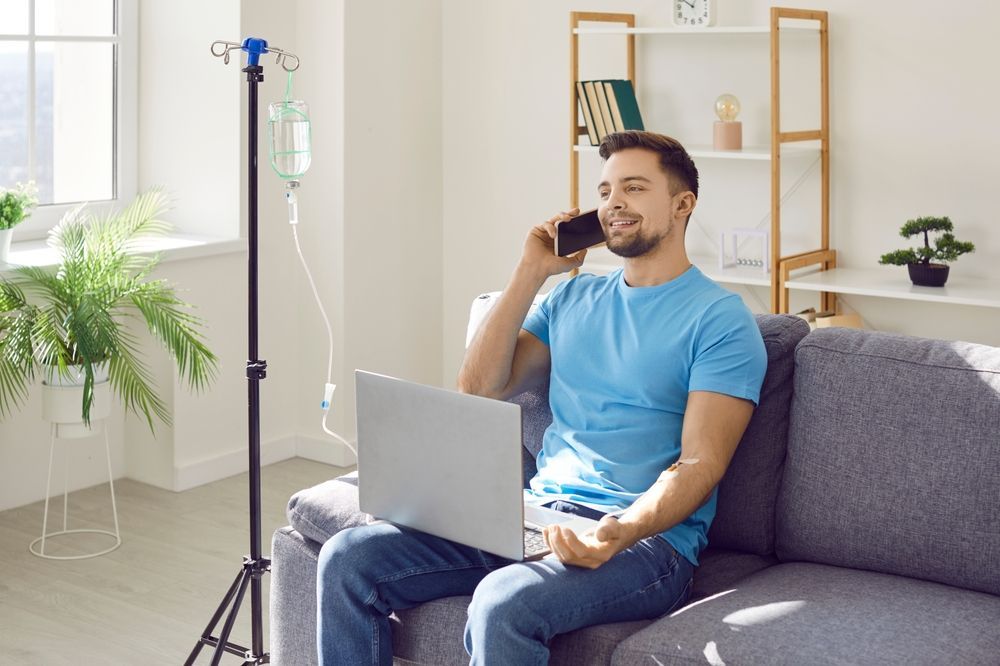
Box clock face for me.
[673,0,713,27]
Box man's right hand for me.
[518,208,589,281]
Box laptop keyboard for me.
[523,526,549,557]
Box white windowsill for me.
[0,234,246,275]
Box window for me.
[0,0,136,240]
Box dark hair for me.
[598,131,699,199]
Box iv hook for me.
[210,39,300,72]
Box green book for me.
[605,79,644,131]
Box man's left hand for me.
[544,516,631,569]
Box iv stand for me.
[186,38,299,666]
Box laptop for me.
[355,370,601,561]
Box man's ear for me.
[674,191,696,219]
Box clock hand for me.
[681,0,696,7]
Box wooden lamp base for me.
[713,121,742,150]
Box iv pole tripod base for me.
[185,556,271,666]
[187,58,270,665]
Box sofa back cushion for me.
[706,314,809,555]
[513,313,807,556]
[777,328,1000,595]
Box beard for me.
[606,219,673,258]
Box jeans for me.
[316,500,695,666]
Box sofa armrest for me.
[286,471,372,545]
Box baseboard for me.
[296,433,357,468]
[172,435,298,491]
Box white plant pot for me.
[0,228,12,264]
[41,365,112,439]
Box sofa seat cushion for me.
[611,562,1000,666]
[690,547,777,602]
[390,548,775,665]
[779,329,1000,595]
[286,472,370,545]
[392,594,647,666]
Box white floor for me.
[0,457,352,665]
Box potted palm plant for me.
[878,216,975,287]
[0,188,217,433]
[0,181,39,264]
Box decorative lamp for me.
[713,93,742,151]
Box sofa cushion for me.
[778,329,1000,596]
[706,314,810,555]
[690,547,777,602]
[392,594,647,666]
[611,561,1000,666]
[511,377,551,461]
[286,472,371,545]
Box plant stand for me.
[29,420,121,560]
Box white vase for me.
[41,364,112,439]
[0,228,12,264]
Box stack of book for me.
[576,79,645,146]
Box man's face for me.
[597,148,684,259]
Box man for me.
[317,131,767,665]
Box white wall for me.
[4,0,998,511]
[0,0,303,510]
[340,0,444,422]
[124,0,302,491]
[441,0,1000,384]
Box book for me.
[593,80,618,134]
[603,82,627,134]
[604,80,644,131]
[583,81,609,140]
[576,81,599,146]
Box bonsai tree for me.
[0,181,39,231]
[0,188,217,430]
[878,216,975,267]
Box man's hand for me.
[518,208,588,282]
[544,515,630,569]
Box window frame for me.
[1,0,137,241]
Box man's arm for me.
[544,390,755,569]
[457,210,587,400]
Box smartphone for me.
[555,209,605,257]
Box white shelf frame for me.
[785,266,1000,310]
[574,144,820,161]
[573,26,817,35]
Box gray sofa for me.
[270,314,1000,665]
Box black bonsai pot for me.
[907,262,949,287]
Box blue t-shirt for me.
[521,266,767,566]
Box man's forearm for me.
[457,263,547,398]
[615,463,719,547]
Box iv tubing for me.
[291,222,357,457]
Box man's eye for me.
[627,186,642,192]
[598,191,610,199]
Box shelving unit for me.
[785,266,1000,310]
[569,8,833,314]
[589,253,772,289]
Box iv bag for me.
[269,100,311,179]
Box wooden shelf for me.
[569,9,831,313]
[574,144,819,161]
[785,266,1000,309]
[573,26,817,35]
